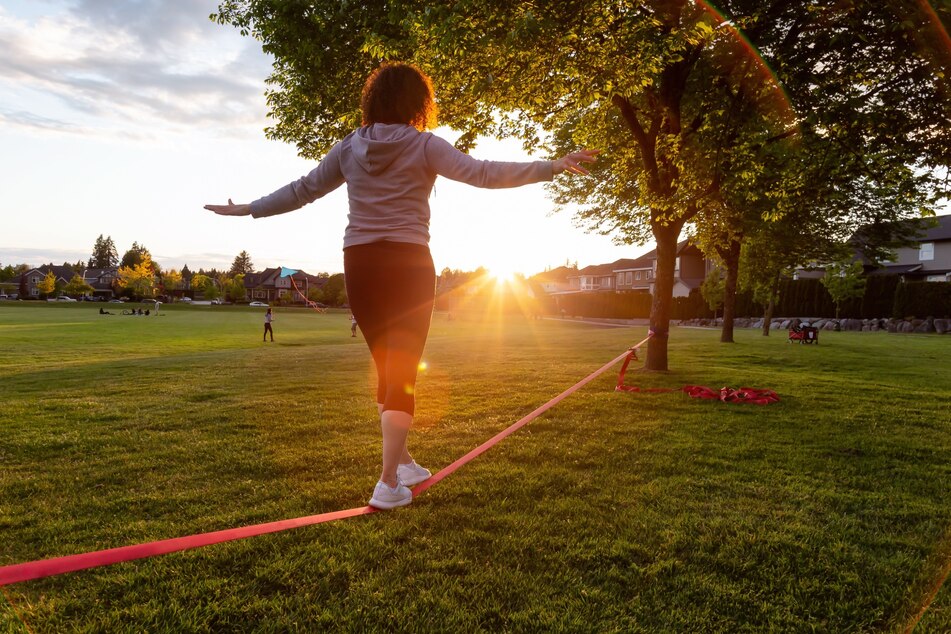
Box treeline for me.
[546,279,951,321]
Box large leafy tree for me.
[161,269,184,296]
[89,234,119,268]
[213,0,948,370]
[118,254,156,299]
[120,242,152,270]
[63,274,94,298]
[37,271,57,298]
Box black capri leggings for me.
[344,241,436,416]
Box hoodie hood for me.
[350,123,421,175]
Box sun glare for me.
[488,267,516,283]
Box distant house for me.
[244,267,328,303]
[530,266,574,294]
[567,261,617,292]
[613,254,654,293]
[797,214,951,282]
[865,214,951,282]
[20,265,75,298]
[550,241,711,299]
[82,267,119,299]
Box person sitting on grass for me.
[206,62,597,510]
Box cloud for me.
[0,108,84,133]
[0,246,91,266]
[0,1,273,139]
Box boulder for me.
[813,319,827,329]
[915,317,936,334]
[934,318,949,334]
[898,321,915,333]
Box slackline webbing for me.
[0,339,649,586]
[615,347,780,405]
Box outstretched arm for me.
[204,199,251,216]
[426,136,600,188]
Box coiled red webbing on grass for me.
[0,340,648,586]
[615,348,780,405]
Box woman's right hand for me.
[553,149,600,176]
[204,199,251,216]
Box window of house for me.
[919,242,934,261]
[278,289,288,297]
[635,271,641,281]
[675,257,681,273]
[617,273,624,286]
[646,270,652,279]
[626,272,633,284]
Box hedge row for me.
[536,279,951,321]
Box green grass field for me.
[1,301,949,632]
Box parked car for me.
[249,301,269,307]
[56,296,77,302]
[0,294,8,300]
[180,297,193,303]
[109,298,125,303]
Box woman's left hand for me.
[204,199,252,216]
[553,149,600,176]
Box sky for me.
[0,0,647,277]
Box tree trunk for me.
[761,274,780,337]
[646,224,680,371]
[719,239,741,344]
[761,298,774,336]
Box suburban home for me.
[797,214,951,282]
[244,267,328,303]
[613,254,655,293]
[865,214,951,282]
[82,267,119,299]
[19,265,75,298]
[543,241,712,299]
[530,266,574,294]
[567,259,642,292]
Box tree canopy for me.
[213,0,949,369]
[120,242,153,271]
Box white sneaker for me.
[397,461,432,486]
[369,480,412,510]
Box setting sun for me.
[488,267,517,283]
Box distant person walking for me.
[263,308,274,342]
[350,314,358,338]
[206,62,597,510]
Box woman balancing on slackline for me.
[205,62,598,510]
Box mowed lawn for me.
[1,301,950,632]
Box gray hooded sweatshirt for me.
[250,123,554,249]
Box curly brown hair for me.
[361,62,437,131]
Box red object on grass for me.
[615,349,780,405]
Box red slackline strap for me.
[0,342,647,586]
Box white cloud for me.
[0,0,272,139]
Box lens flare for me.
[695,0,799,131]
